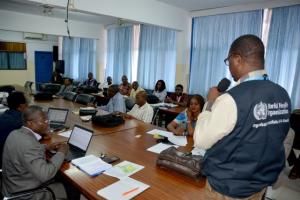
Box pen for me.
[122,187,139,196]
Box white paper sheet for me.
[103,161,144,179]
[191,147,206,156]
[147,143,178,154]
[146,129,187,146]
[58,130,72,138]
[97,177,150,200]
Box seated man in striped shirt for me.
[123,91,154,123]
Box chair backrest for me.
[144,89,153,96]
[0,85,15,94]
[75,94,95,105]
[63,91,77,101]
[39,83,61,95]
[24,81,33,94]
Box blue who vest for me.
[203,79,291,198]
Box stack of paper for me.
[147,143,178,154]
[71,155,112,176]
[104,161,144,179]
[58,130,72,138]
[147,129,187,146]
[97,177,150,200]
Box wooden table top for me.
[34,98,145,135]
[159,106,186,115]
[46,123,205,200]
[36,98,205,199]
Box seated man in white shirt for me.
[123,91,153,123]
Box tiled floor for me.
[265,166,300,200]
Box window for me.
[0,42,27,70]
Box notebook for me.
[71,154,112,176]
[65,125,93,162]
[48,107,69,131]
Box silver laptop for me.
[65,125,93,162]
[48,107,69,131]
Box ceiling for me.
[0,0,118,25]
[156,0,271,11]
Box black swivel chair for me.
[63,91,77,101]
[0,172,56,200]
[75,94,95,105]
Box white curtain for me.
[265,5,300,109]
[189,10,263,96]
[62,37,96,82]
[137,24,177,91]
[105,25,133,84]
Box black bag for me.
[157,147,204,180]
[79,108,97,116]
[34,92,53,100]
[92,114,124,127]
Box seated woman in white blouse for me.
[152,80,167,102]
[167,95,205,136]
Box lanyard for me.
[241,74,268,83]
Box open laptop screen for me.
[48,108,69,123]
[68,125,93,151]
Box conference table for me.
[34,98,206,199]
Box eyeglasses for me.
[224,54,233,66]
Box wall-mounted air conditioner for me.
[24,32,44,40]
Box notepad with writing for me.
[97,177,150,200]
[71,155,112,176]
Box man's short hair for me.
[22,105,44,123]
[175,84,183,90]
[7,91,27,110]
[229,34,265,64]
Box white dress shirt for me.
[127,102,154,123]
[194,70,267,150]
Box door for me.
[35,51,53,90]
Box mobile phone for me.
[101,156,120,164]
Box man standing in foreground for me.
[194,35,291,199]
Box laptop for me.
[48,107,69,131]
[65,125,93,162]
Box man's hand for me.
[45,142,62,151]
[174,127,185,136]
[207,87,221,102]
[57,143,69,155]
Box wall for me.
[0,30,58,87]
[27,0,189,31]
[0,9,105,86]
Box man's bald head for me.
[135,91,147,106]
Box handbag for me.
[92,114,124,127]
[79,108,97,116]
[156,146,204,180]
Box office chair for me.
[0,170,56,200]
[24,81,33,94]
[39,83,61,95]
[63,91,77,101]
[75,94,95,105]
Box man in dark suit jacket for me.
[0,91,28,166]
[2,105,79,200]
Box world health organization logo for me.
[253,102,268,120]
